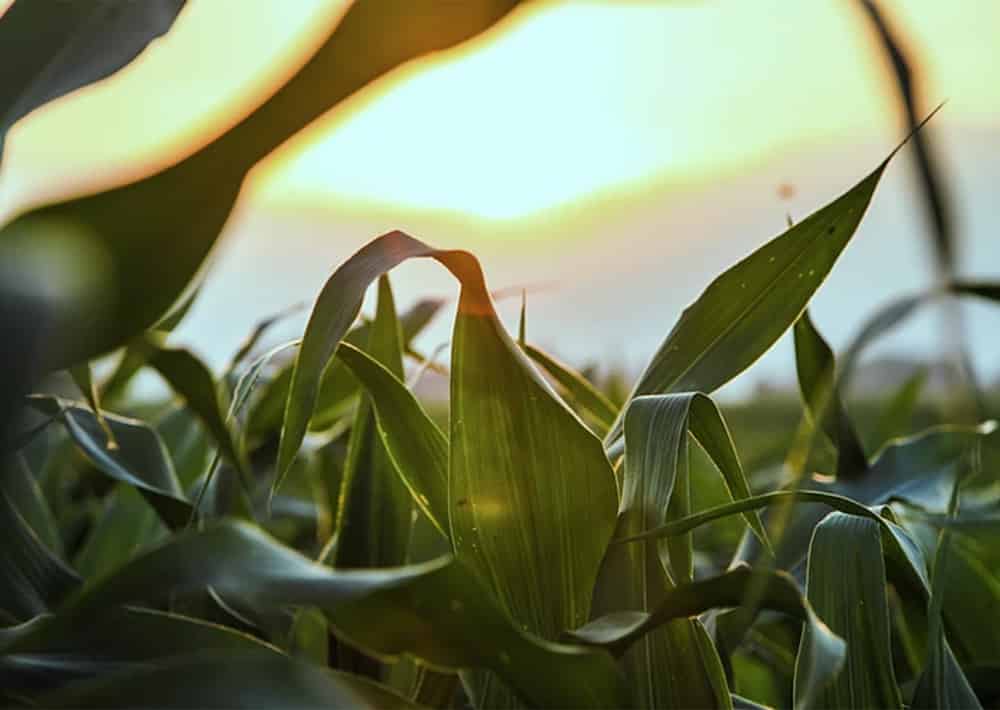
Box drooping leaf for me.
[326,556,628,708]
[606,156,895,446]
[446,252,618,647]
[0,0,185,158]
[795,512,902,709]
[275,232,618,706]
[568,564,838,655]
[793,309,867,478]
[27,395,191,528]
[247,298,443,442]
[0,1,521,372]
[569,563,845,709]
[6,521,626,709]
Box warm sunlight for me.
[3,1,998,223]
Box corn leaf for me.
[4,520,626,708]
[1,454,61,553]
[793,309,867,478]
[607,158,893,446]
[522,343,618,435]
[594,393,769,709]
[0,0,185,157]
[72,484,165,579]
[1,606,280,695]
[0,489,80,621]
[332,275,411,569]
[795,512,902,709]
[276,234,619,701]
[144,342,248,487]
[735,423,995,573]
[335,343,449,537]
[27,395,191,528]
[38,650,420,709]
[0,1,521,371]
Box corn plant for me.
[1,2,999,708]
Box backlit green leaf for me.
[523,343,618,435]
[276,233,618,707]
[332,275,412,569]
[607,159,892,445]
[335,343,449,537]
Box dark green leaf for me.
[27,395,191,528]
[6,521,626,708]
[332,275,412,569]
[0,1,520,371]
[1,606,279,694]
[39,650,419,709]
[1,454,60,553]
[145,342,248,487]
[0,489,80,621]
[0,0,185,157]
[793,309,867,478]
[72,484,164,579]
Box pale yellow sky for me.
[1,1,998,222]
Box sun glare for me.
[2,1,999,225]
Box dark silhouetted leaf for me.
[7,521,626,708]
[0,1,521,370]
[0,0,185,157]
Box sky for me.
[1,1,998,391]
[3,1,998,221]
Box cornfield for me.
[1,2,998,709]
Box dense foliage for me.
[1,2,998,708]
